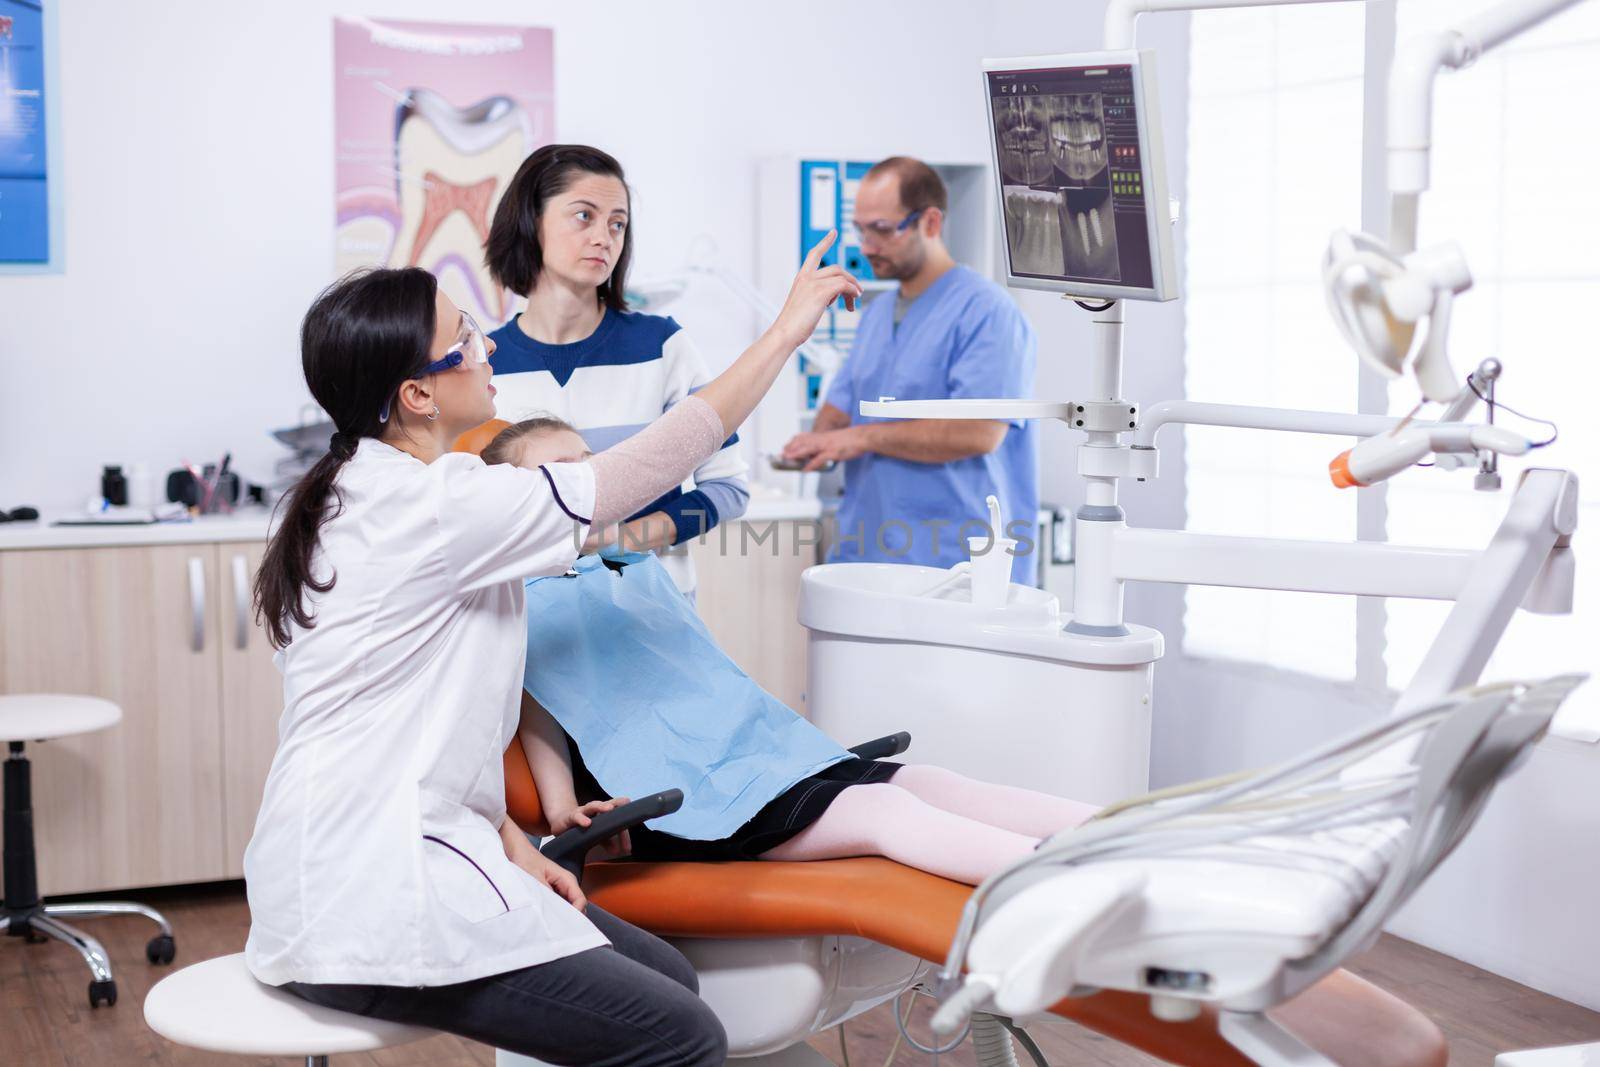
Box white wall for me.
[0,0,1190,518]
[0,0,1030,510]
[11,0,1596,1015]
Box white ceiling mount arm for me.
[1104,0,1370,50]
[1389,0,1586,205]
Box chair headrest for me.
[453,418,512,457]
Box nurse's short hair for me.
[866,156,948,215]
[481,415,581,466]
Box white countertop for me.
[0,511,275,551]
[0,494,830,551]
[743,491,827,523]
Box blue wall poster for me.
[0,0,49,264]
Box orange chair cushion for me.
[503,744,1445,1067]
[505,737,549,836]
[454,418,512,456]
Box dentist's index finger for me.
[803,229,837,270]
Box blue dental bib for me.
[522,551,852,840]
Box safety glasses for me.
[380,309,490,423]
[854,208,924,243]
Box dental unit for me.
[491,1,1589,1064]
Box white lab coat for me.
[244,439,608,987]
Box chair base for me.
[3,741,175,1007]
[3,898,176,1007]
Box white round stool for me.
[144,953,435,1066]
[1,693,175,1007]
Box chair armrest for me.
[539,731,907,883]
[848,732,912,761]
[540,789,684,882]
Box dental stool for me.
[1,693,175,1007]
[144,952,435,1066]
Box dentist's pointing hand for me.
[772,231,862,349]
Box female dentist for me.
[243,238,859,1065]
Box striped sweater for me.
[488,308,749,592]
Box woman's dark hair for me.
[480,415,580,466]
[254,267,439,648]
[484,144,632,311]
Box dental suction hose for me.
[931,976,998,1036]
[1330,423,1529,489]
[970,1013,1025,1067]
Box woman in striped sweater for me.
[484,144,747,597]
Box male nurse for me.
[782,156,1039,581]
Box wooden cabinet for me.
[217,542,278,878]
[0,518,818,894]
[0,545,230,894]
[691,520,820,713]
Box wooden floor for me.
[6,881,1599,1066]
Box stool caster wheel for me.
[146,934,176,965]
[89,979,118,1008]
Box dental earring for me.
[427,406,439,422]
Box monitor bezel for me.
[981,49,1179,303]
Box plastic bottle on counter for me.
[127,463,156,509]
[101,466,129,507]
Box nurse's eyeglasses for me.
[379,309,490,423]
[854,208,925,243]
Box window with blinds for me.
[1181,6,1367,679]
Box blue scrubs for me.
[824,265,1039,582]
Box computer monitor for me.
[982,50,1179,302]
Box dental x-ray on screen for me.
[983,51,1178,302]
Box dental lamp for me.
[1323,0,1587,407]
[1322,231,1472,405]
[1318,0,1584,488]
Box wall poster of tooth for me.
[334,17,553,327]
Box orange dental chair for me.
[498,739,1446,1067]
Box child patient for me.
[483,416,1099,886]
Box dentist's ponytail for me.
[255,268,438,648]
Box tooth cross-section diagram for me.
[391,88,532,322]
[407,172,496,269]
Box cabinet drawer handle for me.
[232,554,249,650]
[188,556,206,653]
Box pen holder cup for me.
[167,467,240,513]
